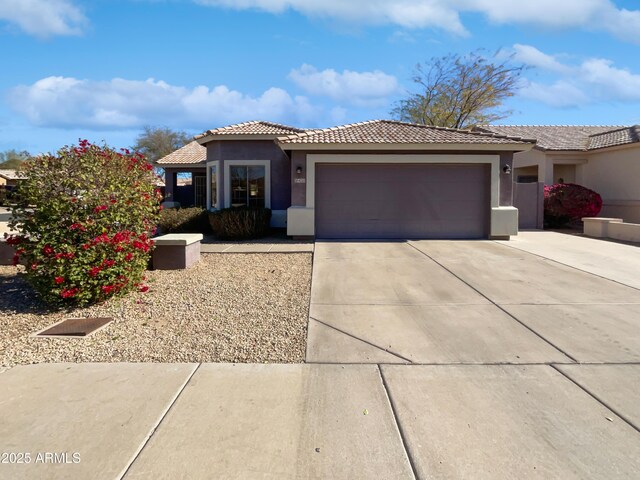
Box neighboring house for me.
[155,140,207,207]
[157,120,534,239]
[475,125,640,223]
[0,169,26,188]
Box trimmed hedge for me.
[209,207,272,240]
[158,207,210,234]
[544,183,602,228]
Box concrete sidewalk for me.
[496,230,640,289]
[1,362,639,480]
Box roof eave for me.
[154,163,206,169]
[276,141,535,152]
[196,133,288,145]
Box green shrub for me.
[209,207,272,240]
[158,207,210,234]
[6,140,160,307]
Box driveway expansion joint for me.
[378,365,420,480]
[308,316,412,363]
[550,364,640,435]
[117,363,202,480]
[406,242,579,364]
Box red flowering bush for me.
[6,140,161,306]
[544,183,602,227]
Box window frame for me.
[224,160,271,209]
[206,160,221,210]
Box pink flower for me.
[94,205,108,213]
[88,266,101,277]
[54,276,64,284]
[139,285,149,293]
[5,235,23,246]
[60,288,79,299]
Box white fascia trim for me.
[305,154,501,209]
[206,160,221,210]
[279,142,534,152]
[223,160,271,209]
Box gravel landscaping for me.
[0,253,312,367]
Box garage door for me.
[315,164,490,239]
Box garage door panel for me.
[315,163,489,239]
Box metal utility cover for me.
[34,318,113,338]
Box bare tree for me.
[392,51,525,129]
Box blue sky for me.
[1,0,640,154]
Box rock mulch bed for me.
[0,253,312,367]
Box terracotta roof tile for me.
[588,125,640,150]
[155,141,206,165]
[475,125,628,151]
[196,120,305,140]
[277,120,534,145]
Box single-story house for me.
[157,120,535,239]
[0,169,26,187]
[475,125,640,223]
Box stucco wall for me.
[583,147,640,201]
[513,149,546,169]
[582,146,640,222]
[207,140,291,211]
[499,152,514,206]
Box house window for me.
[230,165,266,207]
[210,165,218,208]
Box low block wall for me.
[582,217,640,243]
[608,222,640,243]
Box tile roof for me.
[0,169,26,180]
[195,120,306,140]
[588,125,640,150]
[155,141,206,165]
[474,125,633,151]
[277,120,535,145]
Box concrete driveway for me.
[307,236,640,364]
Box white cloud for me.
[195,0,468,35]
[0,0,86,38]
[195,0,640,43]
[8,76,320,130]
[580,58,640,101]
[515,44,640,107]
[512,44,571,74]
[519,80,589,108]
[288,64,400,106]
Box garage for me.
[315,163,490,239]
